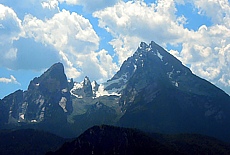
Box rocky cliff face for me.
[0,63,72,128]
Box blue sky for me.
[0,0,230,99]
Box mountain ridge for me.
[0,41,230,142]
[48,125,230,155]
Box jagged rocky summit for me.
[0,63,72,135]
[1,41,230,142]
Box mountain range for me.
[0,41,230,143]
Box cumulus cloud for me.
[192,0,230,24]
[23,9,99,52]
[0,0,59,20]
[93,0,189,64]
[0,4,23,67]
[22,9,101,79]
[66,49,118,82]
[21,9,119,82]
[0,4,22,40]
[180,0,230,91]
[0,75,20,85]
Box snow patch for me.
[36,83,40,86]
[31,120,37,123]
[39,107,45,121]
[171,81,179,87]
[62,88,68,93]
[84,77,90,85]
[96,84,121,98]
[70,82,84,98]
[91,81,96,89]
[91,81,98,93]
[73,82,83,89]
[167,70,174,79]
[134,64,137,72]
[18,102,28,122]
[157,50,163,61]
[20,114,25,120]
[141,60,144,67]
[70,93,83,98]
[95,74,128,98]
[59,97,68,112]
[175,82,179,87]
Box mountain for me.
[69,41,230,142]
[0,129,66,155]
[47,125,230,155]
[0,62,72,136]
[1,41,230,142]
[47,125,180,155]
[116,41,230,141]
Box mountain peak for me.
[50,62,64,70]
[28,62,67,91]
[70,76,94,98]
[139,41,148,50]
[83,76,91,86]
[44,62,65,80]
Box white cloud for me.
[72,50,119,82]
[41,0,59,10]
[0,4,22,67]
[0,0,59,20]
[180,24,230,86]
[192,0,230,24]
[58,0,119,12]
[0,4,22,42]
[22,9,118,82]
[93,0,188,64]
[0,75,20,85]
[4,48,18,60]
[23,10,99,53]
[109,35,141,65]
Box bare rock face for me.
[0,63,72,129]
